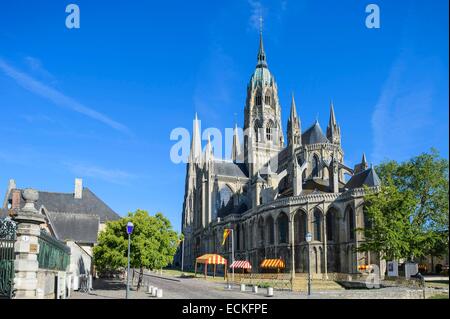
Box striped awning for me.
[260,259,285,269]
[230,260,252,269]
[195,254,227,265]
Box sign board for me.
[405,262,419,279]
[387,261,398,277]
[29,244,38,253]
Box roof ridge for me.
[48,211,100,219]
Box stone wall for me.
[66,241,92,277]
[36,269,58,299]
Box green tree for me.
[94,210,180,290]
[358,149,449,261]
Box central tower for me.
[244,28,284,179]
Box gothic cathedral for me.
[181,29,381,276]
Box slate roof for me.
[9,188,120,223]
[213,161,249,178]
[47,212,99,244]
[302,121,330,144]
[345,167,381,189]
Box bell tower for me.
[244,20,284,178]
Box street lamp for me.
[305,232,312,296]
[126,221,134,299]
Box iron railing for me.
[0,218,16,298]
[37,230,70,271]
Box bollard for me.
[240,284,246,292]
[151,287,158,297]
[156,288,163,298]
[147,285,153,294]
[266,287,273,297]
[252,285,258,294]
[226,283,232,290]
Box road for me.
[70,273,448,299]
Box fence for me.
[37,230,70,271]
[0,218,16,298]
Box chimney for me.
[12,189,21,210]
[8,179,16,191]
[74,178,83,199]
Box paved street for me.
[70,273,449,299]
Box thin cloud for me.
[371,54,435,163]
[64,162,136,185]
[24,56,56,84]
[0,58,130,135]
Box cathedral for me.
[181,29,381,276]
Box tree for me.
[94,210,180,290]
[358,149,449,261]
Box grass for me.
[427,293,449,299]
[425,282,449,289]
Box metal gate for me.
[0,218,16,299]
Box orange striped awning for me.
[195,254,227,265]
[260,259,285,269]
[230,260,252,269]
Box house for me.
[3,178,121,280]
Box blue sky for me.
[0,0,448,232]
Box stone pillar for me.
[12,189,45,299]
[322,202,328,279]
[289,214,295,288]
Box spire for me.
[326,100,341,144]
[189,113,202,163]
[287,92,301,147]
[362,153,367,166]
[361,153,368,170]
[231,124,241,162]
[328,100,337,127]
[289,92,298,120]
[204,134,213,164]
[256,16,267,68]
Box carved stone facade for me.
[181,30,381,275]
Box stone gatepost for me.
[12,189,45,299]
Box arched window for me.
[242,226,246,250]
[254,120,262,142]
[313,209,322,241]
[258,218,265,246]
[236,226,240,251]
[266,121,274,141]
[312,155,320,178]
[296,211,307,243]
[267,216,274,245]
[347,207,355,240]
[255,95,262,106]
[326,209,336,241]
[217,185,233,214]
[265,95,271,105]
[277,213,289,244]
[363,207,372,229]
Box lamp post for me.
[305,232,312,296]
[126,221,134,299]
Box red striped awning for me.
[195,254,227,265]
[260,259,285,269]
[230,260,252,269]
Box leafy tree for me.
[94,210,180,290]
[358,149,449,261]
